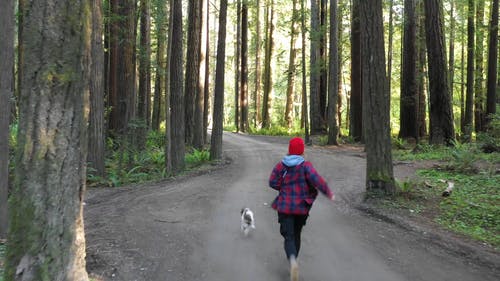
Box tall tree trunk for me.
[461,35,466,133]
[448,1,455,103]
[310,0,323,134]
[360,0,395,194]
[210,0,228,160]
[0,0,14,239]
[203,1,210,144]
[464,0,475,142]
[138,0,151,147]
[399,0,418,140]
[235,0,241,132]
[5,0,90,278]
[337,2,344,133]
[254,0,262,127]
[165,2,174,174]
[285,0,299,129]
[424,0,455,145]
[262,1,275,129]
[195,0,208,149]
[485,0,499,127]
[240,0,249,132]
[108,0,119,133]
[319,0,328,128]
[417,0,427,138]
[474,0,486,132]
[185,0,201,145]
[328,0,339,145]
[170,0,185,174]
[104,0,109,128]
[301,0,310,144]
[152,1,167,132]
[88,0,106,177]
[109,0,136,136]
[16,0,24,120]
[350,0,363,141]
[387,0,395,94]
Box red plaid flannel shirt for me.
[269,160,333,215]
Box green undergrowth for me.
[373,169,499,247]
[249,126,303,136]
[0,241,5,281]
[87,130,211,188]
[417,170,499,247]
[378,135,500,247]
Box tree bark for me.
[262,1,275,129]
[360,0,395,194]
[185,0,201,145]
[464,0,475,142]
[5,0,90,278]
[424,0,455,145]
[0,0,14,239]
[203,1,210,144]
[461,35,466,133]
[138,0,152,137]
[417,0,427,138]
[108,0,119,133]
[88,0,106,178]
[310,0,323,134]
[170,0,185,174]
[285,0,299,129]
[448,1,455,100]
[234,0,241,132]
[319,0,328,128]
[399,0,418,140]
[16,0,24,121]
[474,0,486,133]
[194,0,208,149]
[109,0,136,136]
[350,0,363,141]
[210,0,228,160]
[327,0,339,145]
[387,0,395,97]
[240,0,249,132]
[485,0,499,128]
[151,1,167,132]
[254,0,262,127]
[301,0,310,144]
[165,1,174,174]
[337,3,344,133]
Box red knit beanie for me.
[288,137,305,155]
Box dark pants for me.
[278,212,308,259]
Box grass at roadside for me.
[87,130,212,188]
[0,241,5,281]
[418,170,499,246]
[387,141,500,248]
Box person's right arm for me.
[304,162,334,200]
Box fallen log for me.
[442,181,455,197]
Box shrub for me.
[477,112,500,153]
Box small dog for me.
[240,207,256,236]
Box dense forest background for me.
[2,0,499,177]
[0,0,499,279]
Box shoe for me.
[290,255,299,281]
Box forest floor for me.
[83,133,499,281]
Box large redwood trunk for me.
[424,0,455,144]
[360,0,395,194]
[5,0,91,279]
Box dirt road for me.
[85,133,499,281]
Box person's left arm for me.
[269,162,285,191]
